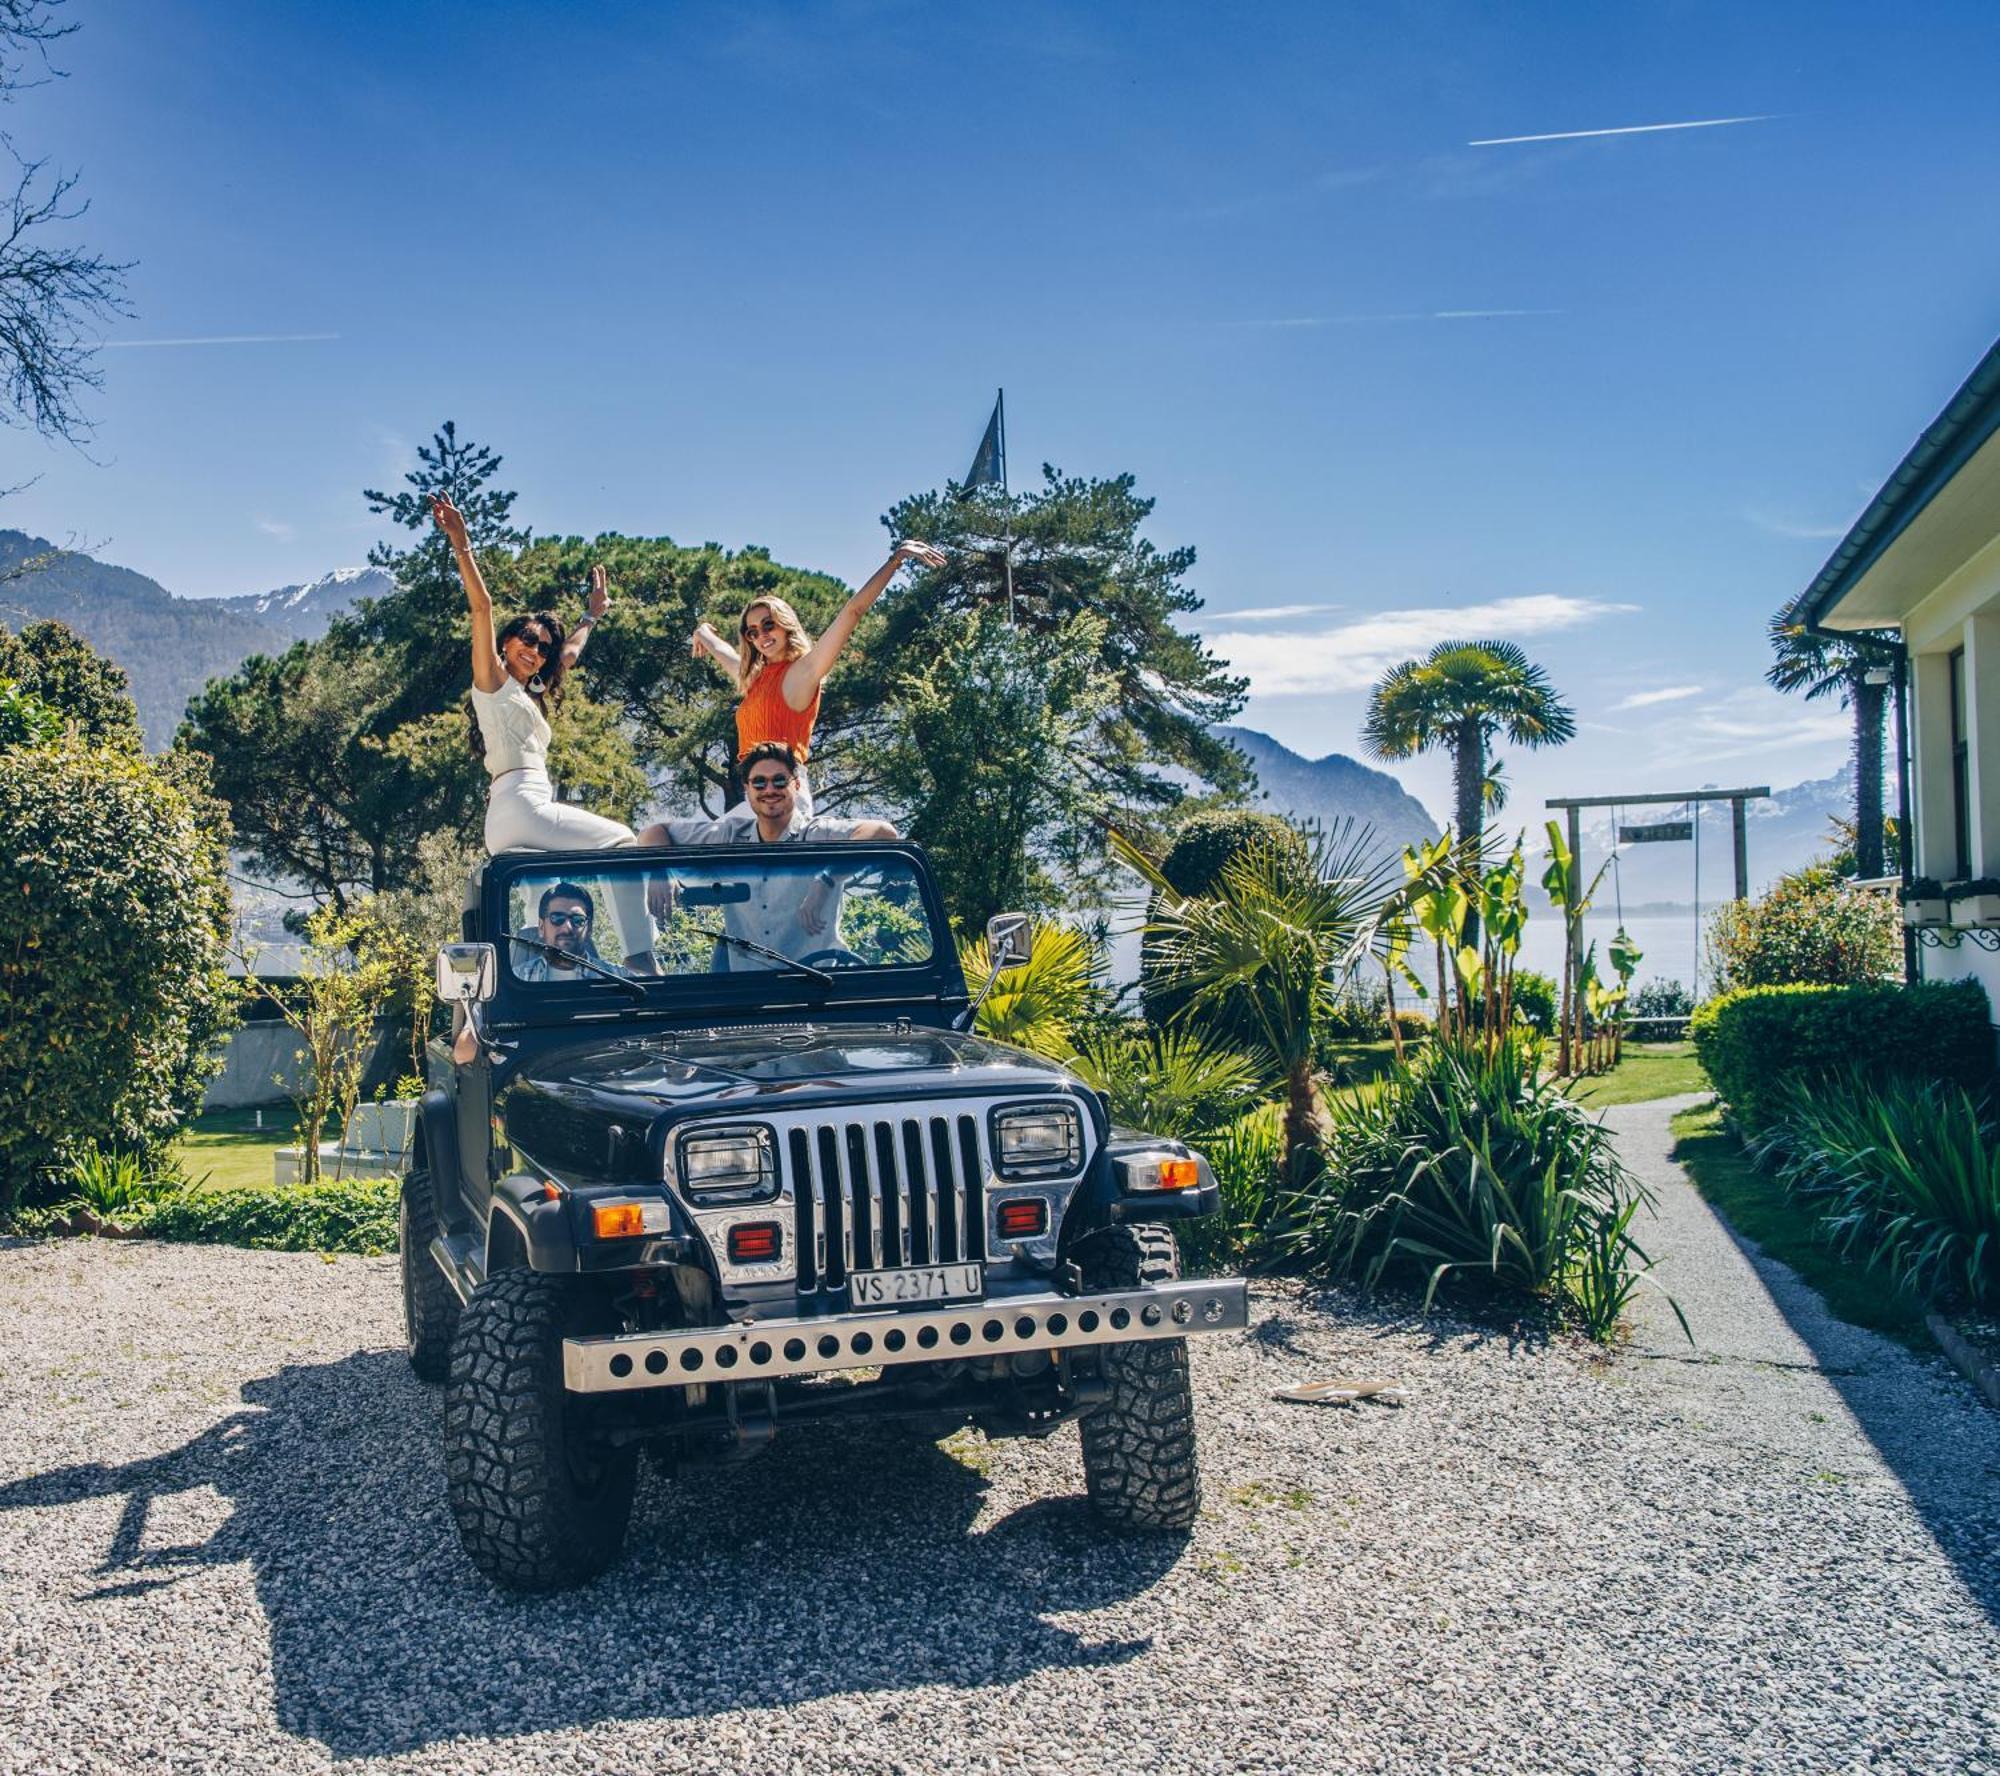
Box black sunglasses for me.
[544,908,589,928]
[746,773,793,791]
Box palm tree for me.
[1766,614,1895,880]
[1362,639,1577,873]
[1116,821,1401,1177]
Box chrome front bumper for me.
[561,1278,1250,1394]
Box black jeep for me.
[402,841,1248,1591]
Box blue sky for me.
[4,0,1999,825]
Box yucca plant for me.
[1756,1071,2000,1309]
[63,1145,164,1217]
[957,920,1103,1060]
[1287,1032,1681,1339]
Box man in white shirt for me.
[658,743,898,968]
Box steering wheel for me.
[798,947,869,970]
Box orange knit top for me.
[736,662,820,764]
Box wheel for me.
[1077,1223,1202,1531]
[443,1269,639,1592]
[400,1171,460,1384]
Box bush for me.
[1706,865,1899,990]
[1509,968,1558,1035]
[1284,1034,1670,1338]
[1754,1072,2000,1309]
[1629,978,1695,1038]
[0,739,234,1209]
[1139,808,1307,1027]
[132,1176,398,1255]
[1173,1113,1284,1277]
[1691,979,1994,1133]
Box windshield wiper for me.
[508,934,648,998]
[690,923,833,987]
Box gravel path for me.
[2,1104,1997,1775]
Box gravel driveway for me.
[2,1100,1997,1775]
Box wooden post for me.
[1566,803,1583,1072]
[1731,795,1749,901]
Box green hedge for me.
[133,1177,398,1255]
[1691,980,1995,1131]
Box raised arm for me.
[563,565,609,669]
[689,621,742,679]
[432,495,503,694]
[781,540,947,711]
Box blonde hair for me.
[736,594,812,695]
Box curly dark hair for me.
[466,610,569,759]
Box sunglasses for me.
[519,630,555,655]
[544,909,589,928]
[743,616,782,637]
[747,774,793,791]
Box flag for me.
[963,392,1004,492]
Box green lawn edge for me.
[1668,1103,1933,1350]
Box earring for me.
[527,671,546,695]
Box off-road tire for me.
[400,1172,461,1384]
[1077,1223,1201,1530]
[443,1269,639,1592]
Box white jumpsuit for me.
[472,677,654,958]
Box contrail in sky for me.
[101,333,341,349]
[1468,115,1774,147]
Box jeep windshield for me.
[500,849,941,988]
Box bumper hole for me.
[1014,1315,1036,1338]
[609,1353,633,1378]
[1077,1311,1098,1333]
[884,1328,906,1352]
[1142,1304,1163,1327]
[949,1323,972,1347]
[716,1345,739,1369]
[851,1331,874,1355]
[1110,1308,1131,1330]
[678,1348,703,1372]
[981,1319,1004,1344]
[1047,1313,1069,1336]
[917,1325,941,1349]
[817,1335,840,1359]
[750,1341,772,1365]
[783,1337,807,1362]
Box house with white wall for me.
[1792,335,2000,1026]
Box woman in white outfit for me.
[432,494,660,968]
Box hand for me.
[690,621,719,660]
[587,564,610,621]
[894,540,948,571]
[648,878,679,921]
[797,879,830,935]
[430,495,471,555]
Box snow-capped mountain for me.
[213,565,393,641]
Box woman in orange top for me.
[691,538,946,812]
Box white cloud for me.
[1201,594,1637,697]
[1613,684,1703,711]
[1468,115,1776,147]
[1743,506,1852,541]
[1643,685,1849,768]
[255,517,296,543]
[1209,602,1343,623]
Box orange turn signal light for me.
[1156,1158,1200,1191]
[593,1202,647,1240]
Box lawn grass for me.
[1669,1103,1932,1349]
[1566,1040,1709,1108]
[172,1105,291,1193]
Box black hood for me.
[517,1023,1081,1114]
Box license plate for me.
[848,1262,983,1307]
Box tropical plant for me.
[62,1145,166,1218]
[958,921,1105,1060]
[1539,819,1612,1074]
[1172,1113,1286,1277]
[1067,1025,1266,1144]
[0,737,234,1210]
[1117,820,1401,1176]
[1362,641,1576,924]
[1754,1071,2000,1309]
[1286,1033,1679,1340]
[1767,614,1897,880]
[1706,864,1899,992]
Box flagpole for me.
[998,388,1016,625]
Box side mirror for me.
[435,943,496,1004]
[985,911,1032,971]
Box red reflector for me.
[996,1198,1048,1238]
[728,1222,782,1263]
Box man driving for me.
[658,743,898,968]
[510,881,626,981]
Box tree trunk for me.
[1283,1061,1322,1181]
[1453,720,1485,951]
[1852,672,1887,880]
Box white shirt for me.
[660,807,869,968]
[471,677,551,777]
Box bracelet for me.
[575,612,596,628]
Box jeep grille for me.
[789,1112,991,1295]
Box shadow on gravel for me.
[0,1351,1182,1757]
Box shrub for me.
[1285,1033,1672,1338]
[1509,968,1558,1035]
[1139,808,1308,1027]
[1173,1113,1284,1277]
[1706,864,1899,991]
[1691,979,1994,1132]
[0,739,234,1209]
[133,1176,398,1255]
[1754,1072,2000,1309]
[1629,978,1695,1038]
